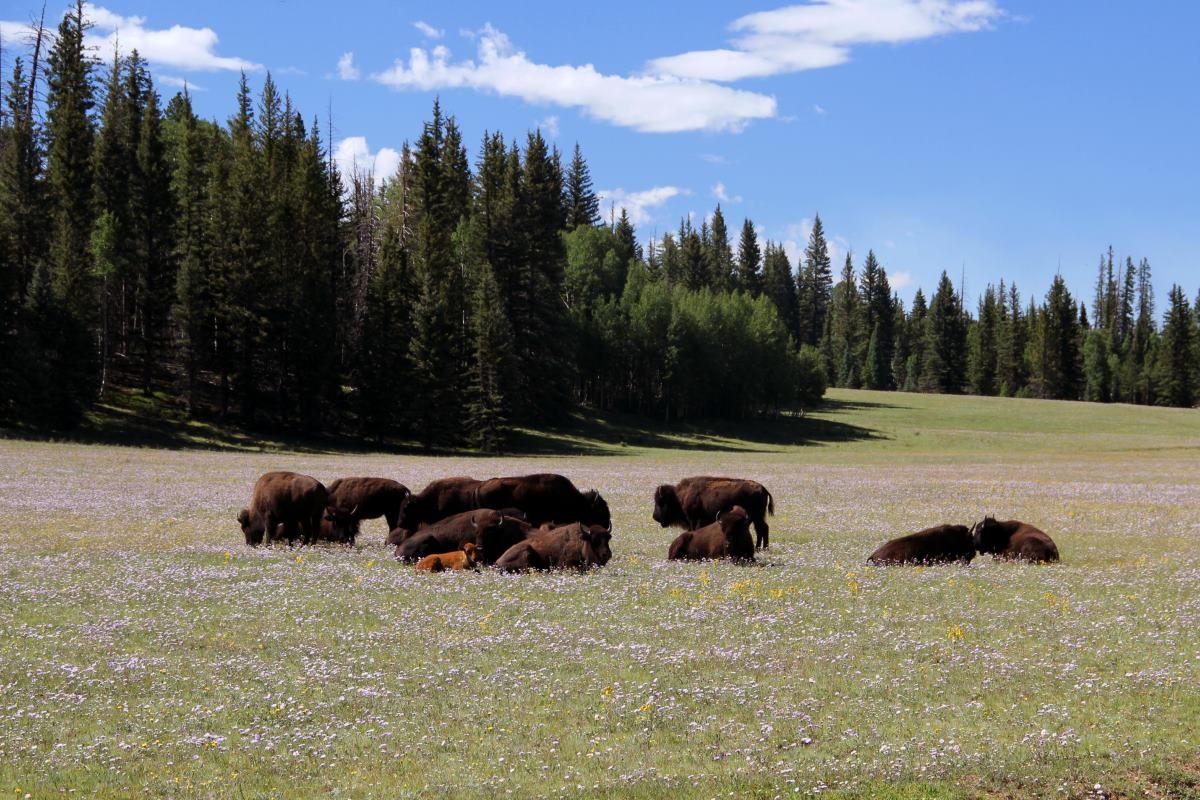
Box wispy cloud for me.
[372,25,777,133]
[596,186,687,225]
[700,153,728,164]
[712,181,743,204]
[813,103,827,115]
[650,0,1003,82]
[890,270,914,288]
[538,115,560,137]
[414,20,444,39]
[157,75,206,92]
[337,51,360,80]
[334,137,401,186]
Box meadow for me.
[1,389,1198,799]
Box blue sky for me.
[2,1,1197,308]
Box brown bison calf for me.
[973,517,1059,563]
[415,543,480,572]
[667,505,755,562]
[868,524,975,565]
[324,477,411,543]
[654,477,775,549]
[238,471,328,547]
[493,522,613,572]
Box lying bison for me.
[238,471,328,547]
[654,477,775,549]
[494,522,613,572]
[475,474,611,530]
[395,476,483,531]
[394,508,531,563]
[415,543,480,572]
[973,517,1059,563]
[868,524,975,565]
[667,505,755,562]
[324,477,410,543]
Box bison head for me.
[972,516,1007,554]
[581,490,612,531]
[462,542,480,568]
[652,485,684,528]
[324,504,360,543]
[718,506,754,559]
[238,508,265,547]
[396,494,431,531]
[470,509,506,540]
[579,523,613,567]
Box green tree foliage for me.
[564,142,599,230]
[797,215,833,347]
[920,272,967,393]
[968,284,999,395]
[762,242,800,341]
[735,218,762,296]
[1156,285,1196,407]
[826,254,862,387]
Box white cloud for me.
[712,181,743,204]
[81,3,261,72]
[813,103,827,115]
[890,271,914,289]
[596,186,685,225]
[0,19,34,44]
[372,25,776,134]
[700,153,728,164]
[651,0,1002,82]
[538,115,560,137]
[414,21,444,39]
[157,75,205,92]
[337,51,360,80]
[334,137,401,186]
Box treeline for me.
[1,7,1196,454]
[0,4,822,449]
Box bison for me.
[474,473,611,530]
[238,471,328,547]
[654,477,775,549]
[868,524,975,565]
[393,508,530,563]
[973,517,1059,563]
[324,477,411,543]
[667,505,755,562]
[493,522,613,572]
[415,543,480,572]
[395,476,483,531]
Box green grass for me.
[1,390,1198,798]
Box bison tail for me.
[765,488,775,516]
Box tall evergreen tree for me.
[1156,285,1196,407]
[1035,275,1084,400]
[827,253,862,387]
[762,242,800,340]
[920,271,967,393]
[968,284,1000,395]
[798,214,833,347]
[707,205,733,291]
[564,142,599,230]
[735,218,761,295]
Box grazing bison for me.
[324,477,410,543]
[415,543,480,572]
[653,477,775,549]
[395,476,483,531]
[238,471,328,547]
[474,474,611,530]
[276,515,357,545]
[394,509,530,563]
[494,522,613,572]
[667,506,755,562]
[868,524,975,565]
[973,517,1059,563]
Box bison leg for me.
[753,518,769,550]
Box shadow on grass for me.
[1,391,888,457]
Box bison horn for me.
[350,504,360,517]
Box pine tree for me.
[762,242,800,340]
[735,218,761,295]
[564,142,600,230]
[798,214,833,347]
[1156,285,1196,407]
[858,250,894,389]
[466,253,516,452]
[968,284,999,395]
[920,271,967,393]
[613,207,640,266]
[1036,275,1083,400]
[42,0,98,423]
[904,289,928,391]
[707,205,733,291]
[829,253,862,387]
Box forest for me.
[1,4,1196,450]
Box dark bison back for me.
[239,471,328,546]
[494,523,613,572]
[326,477,411,534]
[868,524,975,565]
[667,506,755,562]
[974,518,1059,563]
[476,473,611,529]
[393,508,529,563]
[396,476,483,531]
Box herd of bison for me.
[236,471,1060,571]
